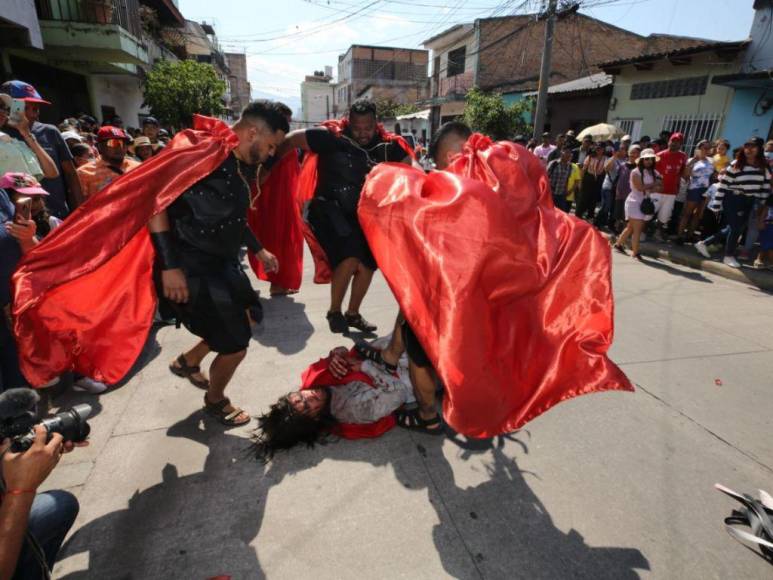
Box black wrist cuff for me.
[150,231,181,270]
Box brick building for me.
[422,11,710,132]
[334,45,429,115]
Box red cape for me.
[295,119,415,283]
[247,149,304,290]
[12,116,239,387]
[358,134,633,438]
[300,351,396,439]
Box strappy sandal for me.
[169,354,209,389]
[203,395,251,427]
[354,341,397,373]
[396,407,444,435]
[613,244,628,255]
[345,312,377,332]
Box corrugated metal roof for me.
[597,40,749,69]
[522,73,613,96]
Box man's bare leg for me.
[206,349,249,422]
[409,361,440,425]
[330,258,358,313]
[345,262,375,316]
[380,313,406,367]
[171,339,210,382]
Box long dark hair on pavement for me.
[251,395,337,462]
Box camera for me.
[0,389,92,453]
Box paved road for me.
[46,251,773,579]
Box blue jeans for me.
[594,187,614,228]
[13,491,79,580]
[723,193,756,257]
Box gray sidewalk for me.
[44,252,773,579]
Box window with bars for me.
[630,76,708,100]
[447,46,466,78]
[661,113,723,153]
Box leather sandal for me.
[203,395,251,427]
[169,354,209,389]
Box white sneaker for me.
[694,241,711,259]
[73,377,108,394]
[722,256,741,269]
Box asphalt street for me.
[45,250,773,579]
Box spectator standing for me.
[713,139,731,172]
[596,144,628,230]
[677,140,715,242]
[533,132,556,167]
[142,117,165,154]
[546,146,574,211]
[0,93,59,181]
[130,136,154,162]
[69,143,95,168]
[614,144,640,232]
[709,137,771,268]
[753,194,773,269]
[0,81,84,218]
[547,133,566,163]
[0,172,62,240]
[76,126,140,201]
[575,145,605,220]
[614,148,662,261]
[765,140,773,169]
[573,135,593,165]
[652,132,688,241]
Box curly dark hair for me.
[349,98,377,119]
[250,394,337,462]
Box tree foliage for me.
[462,87,532,140]
[374,99,421,120]
[143,60,226,129]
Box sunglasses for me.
[102,139,127,148]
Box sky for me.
[179,0,757,105]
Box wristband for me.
[3,489,36,496]
[150,231,181,270]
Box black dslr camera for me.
[0,389,92,453]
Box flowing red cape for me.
[300,350,396,439]
[11,116,239,387]
[247,149,304,290]
[295,119,416,283]
[358,134,633,438]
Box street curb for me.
[603,233,773,292]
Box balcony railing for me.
[35,0,143,40]
[432,70,475,99]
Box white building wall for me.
[89,75,148,128]
[301,81,335,125]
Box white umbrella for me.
[577,123,624,142]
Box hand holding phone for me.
[14,196,32,224]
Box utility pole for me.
[533,0,558,139]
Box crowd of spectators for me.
[531,129,773,268]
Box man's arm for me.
[61,160,84,210]
[275,129,311,160]
[148,211,188,304]
[0,427,64,579]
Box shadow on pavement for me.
[58,410,265,579]
[640,256,714,283]
[57,416,649,579]
[251,295,314,355]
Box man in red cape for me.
[278,98,414,334]
[358,123,633,439]
[246,103,304,295]
[12,105,288,427]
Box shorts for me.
[308,198,377,271]
[156,251,254,354]
[687,187,707,203]
[402,321,431,369]
[649,193,676,225]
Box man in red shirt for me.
[653,132,687,240]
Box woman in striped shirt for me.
[709,137,771,268]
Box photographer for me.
[1,426,81,579]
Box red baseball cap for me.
[669,132,685,142]
[96,126,130,143]
[0,80,51,105]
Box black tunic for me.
[160,153,261,354]
[305,128,406,270]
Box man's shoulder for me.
[32,122,61,138]
[124,158,141,171]
[76,160,98,176]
